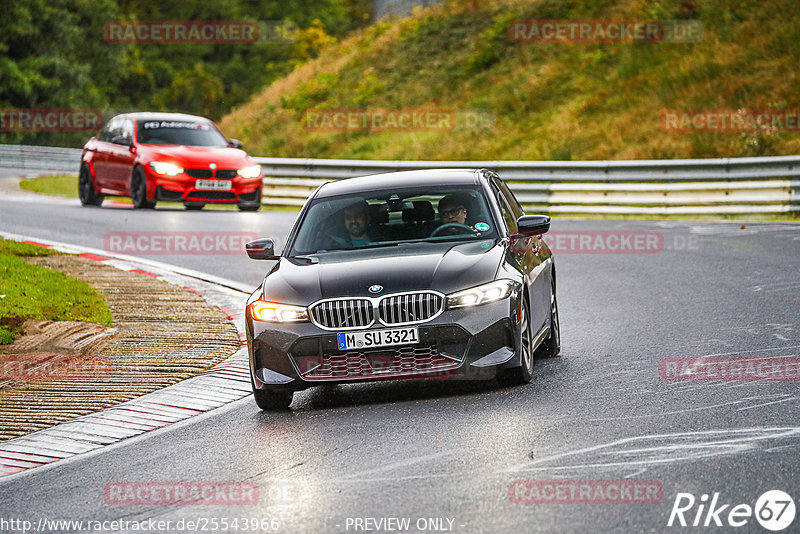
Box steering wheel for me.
[430,223,476,237]
[322,233,351,249]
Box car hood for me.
[140,145,252,169]
[261,239,507,304]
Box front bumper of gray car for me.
[246,295,528,391]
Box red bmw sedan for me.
[79,112,263,211]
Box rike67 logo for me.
[668,490,796,531]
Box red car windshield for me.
[136,120,228,146]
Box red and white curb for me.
[0,233,254,478]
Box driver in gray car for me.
[435,193,481,238]
[437,193,469,226]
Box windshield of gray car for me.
[289,187,500,256]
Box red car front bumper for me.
[148,169,263,204]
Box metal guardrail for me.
[1,144,798,215]
[0,144,82,172]
[254,155,800,215]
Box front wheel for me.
[131,167,156,209]
[253,389,293,411]
[78,165,104,206]
[497,300,533,387]
[536,276,561,359]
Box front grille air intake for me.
[215,169,238,180]
[185,168,212,179]
[186,191,236,200]
[379,292,443,325]
[310,299,374,329]
[294,345,460,381]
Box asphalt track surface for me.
[1,188,800,533]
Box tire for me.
[253,389,293,410]
[184,202,205,210]
[78,165,104,207]
[536,275,561,359]
[238,189,261,211]
[131,167,156,209]
[497,299,533,387]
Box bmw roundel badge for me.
[369,284,383,293]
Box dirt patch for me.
[4,319,115,355]
[0,320,116,388]
[0,317,26,331]
[0,256,241,442]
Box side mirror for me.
[515,215,550,236]
[246,238,278,260]
[111,135,132,147]
[228,138,243,149]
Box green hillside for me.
[220,0,800,161]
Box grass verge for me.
[19,174,80,197]
[0,238,112,344]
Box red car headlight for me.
[237,165,262,179]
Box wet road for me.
[1,191,799,533]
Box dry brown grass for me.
[221,0,800,161]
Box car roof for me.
[316,169,482,197]
[114,112,214,123]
